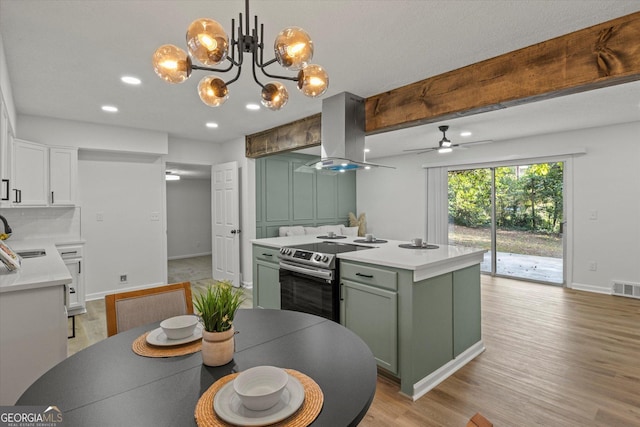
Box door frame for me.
[427,155,573,287]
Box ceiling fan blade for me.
[403,146,438,153]
[452,139,493,149]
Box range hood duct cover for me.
[308,92,393,171]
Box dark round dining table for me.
[17,309,377,426]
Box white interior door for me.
[212,161,240,286]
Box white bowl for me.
[233,366,289,411]
[160,315,199,340]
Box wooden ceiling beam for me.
[365,11,640,134]
[246,11,640,157]
[245,114,321,158]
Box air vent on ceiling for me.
[611,280,640,299]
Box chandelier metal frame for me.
[190,0,299,90]
[153,0,328,110]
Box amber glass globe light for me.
[187,18,229,66]
[274,27,313,71]
[297,64,328,97]
[198,76,229,107]
[152,44,192,83]
[261,82,289,111]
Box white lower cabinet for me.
[0,285,67,405]
[57,243,85,314]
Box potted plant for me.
[193,280,245,366]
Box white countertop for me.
[0,239,72,293]
[252,235,486,281]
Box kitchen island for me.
[0,240,71,405]
[252,235,486,400]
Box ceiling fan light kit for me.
[152,0,329,111]
[403,124,493,155]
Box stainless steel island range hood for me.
[306,92,393,172]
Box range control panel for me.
[278,247,335,269]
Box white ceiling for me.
[1,0,639,169]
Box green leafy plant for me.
[193,280,245,332]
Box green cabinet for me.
[255,153,356,238]
[341,260,482,397]
[340,261,398,374]
[252,245,280,309]
[453,264,482,357]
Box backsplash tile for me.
[0,207,81,241]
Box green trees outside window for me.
[449,162,564,234]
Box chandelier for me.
[152,0,329,111]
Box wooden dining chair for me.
[105,282,194,337]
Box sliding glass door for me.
[448,162,564,285]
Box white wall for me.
[356,154,427,241]
[79,151,165,299]
[357,121,640,294]
[17,115,168,155]
[166,178,212,259]
[14,115,170,300]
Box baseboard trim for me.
[569,282,611,295]
[412,340,485,401]
[168,252,212,261]
[85,282,166,302]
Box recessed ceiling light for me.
[121,76,141,85]
[246,103,260,111]
[206,122,219,128]
[460,131,472,137]
[101,105,118,113]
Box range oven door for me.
[279,261,339,322]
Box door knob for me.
[230,229,241,234]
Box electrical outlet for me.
[150,212,160,221]
[588,261,597,271]
[96,212,104,221]
[119,274,128,284]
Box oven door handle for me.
[279,261,333,281]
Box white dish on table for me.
[146,323,203,346]
[213,373,304,426]
[160,314,199,339]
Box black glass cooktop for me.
[288,241,374,255]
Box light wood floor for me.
[361,276,640,426]
[70,271,640,426]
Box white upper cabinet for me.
[10,139,77,207]
[49,147,77,206]
[12,139,49,206]
[0,99,13,207]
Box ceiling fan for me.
[403,125,492,154]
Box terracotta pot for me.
[201,326,235,366]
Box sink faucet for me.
[0,214,12,235]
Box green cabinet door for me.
[341,279,398,374]
[252,245,281,309]
[255,260,281,309]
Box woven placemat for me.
[132,332,202,358]
[195,369,324,427]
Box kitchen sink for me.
[17,249,47,259]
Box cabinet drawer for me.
[254,245,280,263]
[56,244,83,259]
[340,262,397,291]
